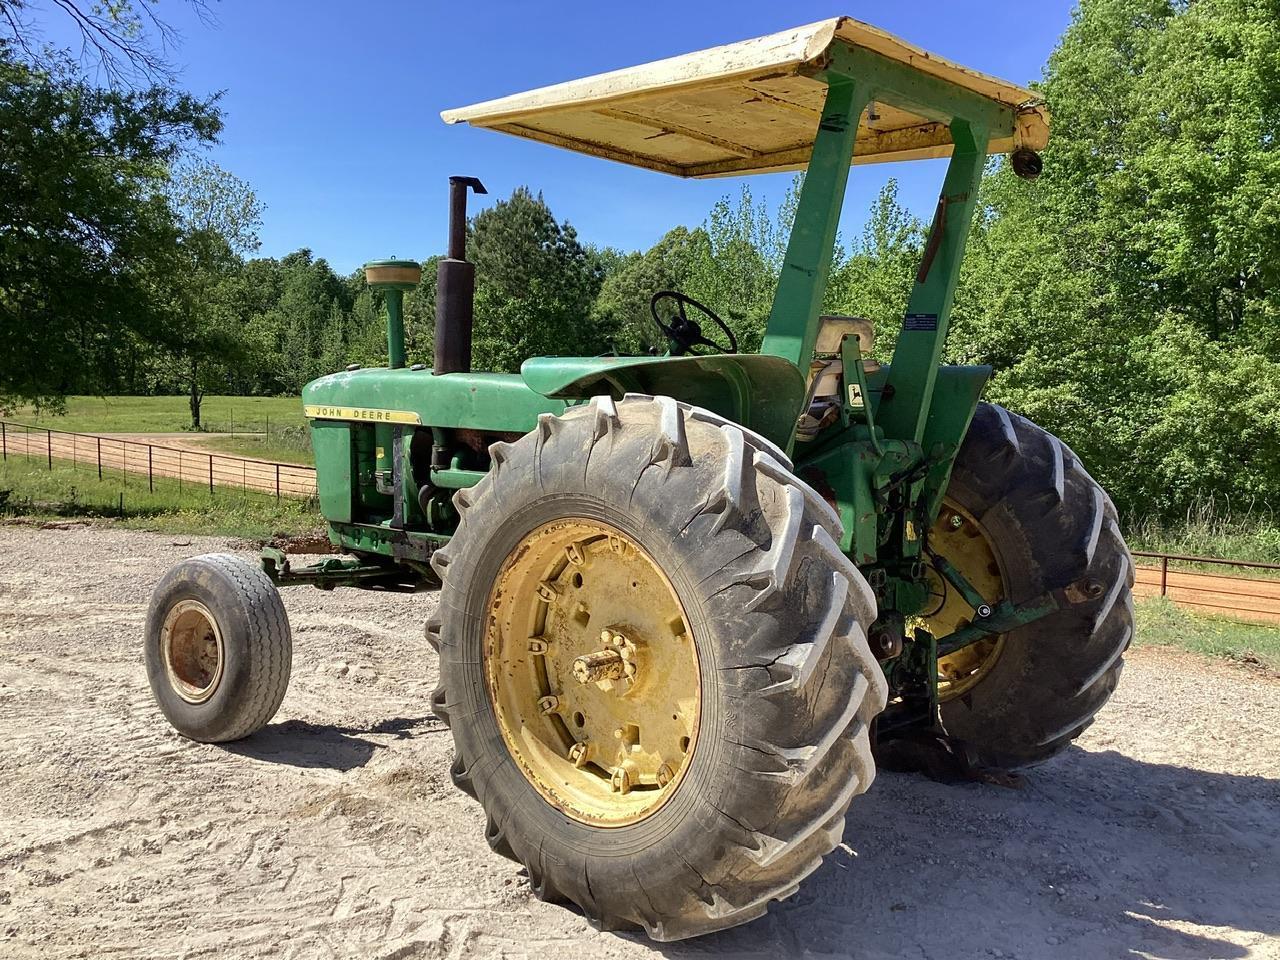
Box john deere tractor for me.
[144,17,1134,941]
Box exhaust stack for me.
[434,176,487,374]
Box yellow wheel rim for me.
[921,501,1006,702]
[483,518,700,827]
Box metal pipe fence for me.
[0,420,316,500]
[1131,550,1280,624]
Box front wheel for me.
[144,554,292,742]
[429,395,887,940]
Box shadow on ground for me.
[227,715,445,772]
[626,747,1280,960]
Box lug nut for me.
[656,763,674,787]
[611,767,632,794]
[568,742,590,768]
[538,695,559,715]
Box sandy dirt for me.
[1,525,1277,960]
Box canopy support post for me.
[876,119,990,443]
[760,78,871,379]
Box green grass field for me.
[7,395,313,464]
[1134,596,1280,670]
[0,456,321,539]
[9,395,307,433]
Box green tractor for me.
[144,17,1133,941]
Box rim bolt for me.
[656,763,674,787]
[611,767,632,794]
[949,513,964,530]
[527,638,549,655]
[538,695,559,715]
[568,742,590,768]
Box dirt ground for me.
[1,526,1277,960]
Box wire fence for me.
[1131,550,1280,624]
[0,420,317,500]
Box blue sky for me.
[42,1,1077,273]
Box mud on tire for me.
[939,403,1135,768]
[428,395,888,940]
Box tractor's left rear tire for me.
[144,554,292,743]
[428,395,887,941]
[929,403,1134,769]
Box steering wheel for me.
[649,291,739,355]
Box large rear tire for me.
[428,395,886,940]
[930,403,1134,768]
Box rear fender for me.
[520,354,805,452]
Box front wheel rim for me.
[483,518,701,827]
[160,599,225,704]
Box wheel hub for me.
[483,519,700,827]
[922,501,1006,701]
[160,599,224,704]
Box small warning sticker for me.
[903,313,939,331]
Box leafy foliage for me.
[0,46,221,411]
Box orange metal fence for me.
[0,420,316,500]
[1131,550,1280,625]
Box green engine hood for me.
[303,354,805,449]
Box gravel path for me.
[1,525,1277,959]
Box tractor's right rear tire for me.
[428,395,887,941]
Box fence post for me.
[97,437,102,480]
[178,449,183,491]
[2,420,6,461]
[1160,555,1169,597]
[47,429,52,469]
[148,444,154,493]
[209,455,214,495]
[275,463,280,501]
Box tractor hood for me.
[302,354,805,450]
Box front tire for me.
[144,554,292,743]
[429,395,887,940]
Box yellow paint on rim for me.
[921,501,1006,702]
[484,518,700,827]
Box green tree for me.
[0,47,221,411]
[162,159,265,428]
[942,0,1280,518]
[826,179,922,360]
[590,227,707,354]
[469,187,605,372]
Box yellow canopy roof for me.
[441,17,1049,179]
